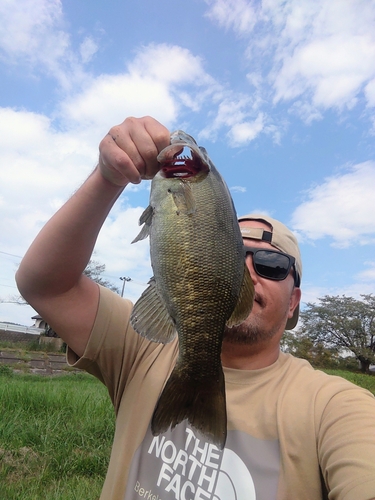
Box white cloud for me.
[0,107,95,253]
[205,0,375,122]
[289,101,323,124]
[0,0,63,59]
[199,94,269,145]
[273,34,375,109]
[301,280,375,309]
[60,44,218,135]
[228,113,265,145]
[59,41,269,146]
[356,261,375,282]
[365,79,375,107]
[291,161,375,247]
[0,0,91,89]
[365,78,375,132]
[61,73,179,133]
[205,0,258,33]
[230,186,247,193]
[79,37,98,64]
[128,44,210,86]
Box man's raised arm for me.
[16,116,169,357]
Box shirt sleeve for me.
[317,380,375,500]
[66,286,145,406]
[67,285,178,413]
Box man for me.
[16,116,375,500]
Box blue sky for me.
[1,0,375,326]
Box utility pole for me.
[119,277,131,297]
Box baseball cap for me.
[238,213,302,330]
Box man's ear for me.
[288,287,301,320]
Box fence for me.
[0,322,43,335]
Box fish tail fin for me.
[151,367,227,449]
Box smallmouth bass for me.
[131,131,254,449]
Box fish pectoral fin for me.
[226,263,255,327]
[131,205,153,243]
[170,182,196,215]
[130,277,177,343]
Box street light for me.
[119,277,131,297]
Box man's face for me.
[223,220,301,346]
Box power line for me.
[0,250,22,258]
[0,300,27,305]
[102,274,148,287]
[129,278,148,286]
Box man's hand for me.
[98,116,170,186]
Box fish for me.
[130,130,254,449]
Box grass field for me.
[0,370,114,500]
[322,368,375,395]
[0,364,374,499]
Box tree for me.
[299,294,375,373]
[83,259,120,294]
[281,330,341,368]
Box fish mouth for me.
[158,144,210,179]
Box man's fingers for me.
[126,116,170,179]
[99,129,141,185]
[98,116,170,186]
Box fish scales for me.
[131,130,254,448]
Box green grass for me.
[322,368,375,395]
[0,339,64,353]
[0,371,114,500]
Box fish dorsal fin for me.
[226,263,254,327]
[130,277,177,343]
[131,205,153,243]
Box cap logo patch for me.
[240,227,273,243]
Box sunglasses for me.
[243,245,300,287]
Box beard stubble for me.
[223,292,288,346]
